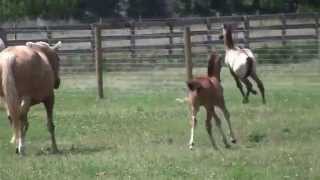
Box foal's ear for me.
[52,41,62,51]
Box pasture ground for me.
[0,63,320,180]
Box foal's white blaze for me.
[225,47,256,78]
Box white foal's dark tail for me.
[245,57,254,78]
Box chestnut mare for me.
[0,41,61,155]
[186,52,236,150]
[220,24,266,104]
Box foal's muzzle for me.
[54,78,61,89]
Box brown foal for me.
[186,52,236,150]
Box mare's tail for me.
[245,57,254,78]
[1,53,20,123]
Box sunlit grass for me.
[0,64,320,179]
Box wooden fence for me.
[1,13,320,98]
[1,13,319,72]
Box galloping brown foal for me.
[186,52,236,150]
[0,41,61,155]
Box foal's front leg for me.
[189,106,198,150]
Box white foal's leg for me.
[250,72,266,104]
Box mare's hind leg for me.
[229,68,246,103]
[44,94,59,153]
[250,72,266,104]
[212,110,230,148]
[189,106,199,150]
[205,109,219,150]
[20,98,31,142]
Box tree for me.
[127,0,171,18]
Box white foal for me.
[220,24,266,104]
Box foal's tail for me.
[245,57,254,78]
[1,53,20,120]
[207,51,219,79]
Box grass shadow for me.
[34,144,111,156]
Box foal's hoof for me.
[251,89,257,95]
[225,143,231,149]
[242,99,249,104]
[231,139,237,144]
[51,148,60,154]
[189,143,194,150]
[15,148,25,156]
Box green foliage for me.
[127,0,170,18]
[255,42,318,64]
[0,0,320,20]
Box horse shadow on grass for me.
[34,144,115,156]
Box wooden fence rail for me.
[0,13,319,78]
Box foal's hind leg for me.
[189,106,199,150]
[216,98,237,144]
[241,78,257,103]
[205,110,219,150]
[250,72,266,104]
[44,94,59,153]
[229,68,246,103]
[212,110,230,148]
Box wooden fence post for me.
[94,24,104,99]
[130,22,136,58]
[13,23,17,40]
[314,13,319,39]
[281,14,287,46]
[0,27,7,47]
[315,13,320,66]
[46,26,52,44]
[184,27,193,81]
[243,16,250,48]
[168,22,174,56]
[205,18,212,53]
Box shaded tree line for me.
[0,0,320,21]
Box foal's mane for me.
[207,51,220,80]
[223,24,235,49]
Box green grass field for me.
[0,63,320,180]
